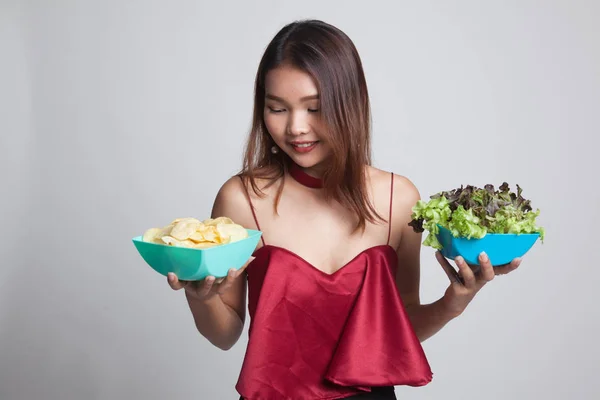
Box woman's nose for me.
[287,112,310,136]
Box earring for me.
[271,145,279,154]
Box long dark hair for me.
[240,19,384,231]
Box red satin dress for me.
[236,166,433,400]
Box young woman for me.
[167,19,521,400]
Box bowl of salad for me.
[409,182,544,266]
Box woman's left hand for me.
[435,250,522,317]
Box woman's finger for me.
[455,256,476,288]
[494,257,521,275]
[435,251,464,285]
[478,252,495,283]
[167,273,187,290]
[217,269,238,295]
[468,263,482,276]
[236,256,255,277]
[200,276,216,297]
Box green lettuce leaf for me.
[448,206,487,239]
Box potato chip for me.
[161,236,196,248]
[217,223,248,243]
[170,218,203,240]
[204,217,234,226]
[142,216,249,249]
[158,224,175,237]
[188,231,207,243]
[202,226,224,243]
[170,217,195,225]
[142,227,164,244]
[188,226,221,243]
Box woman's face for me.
[263,64,331,175]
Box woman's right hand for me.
[167,257,254,302]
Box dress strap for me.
[387,172,394,246]
[238,176,266,246]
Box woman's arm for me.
[181,176,255,350]
[391,176,521,342]
[391,176,458,342]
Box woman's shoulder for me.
[367,166,421,247]
[216,167,279,199]
[212,169,279,226]
[366,166,420,204]
[211,175,257,229]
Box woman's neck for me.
[289,161,324,189]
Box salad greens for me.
[408,182,545,249]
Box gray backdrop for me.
[1,0,598,399]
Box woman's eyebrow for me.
[265,94,320,102]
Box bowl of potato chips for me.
[132,217,262,281]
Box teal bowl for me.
[132,229,262,281]
[436,225,540,266]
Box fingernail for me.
[480,252,488,262]
[167,273,174,281]
[206,276,215,283]
[455,256,463,264]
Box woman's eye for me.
[268,107,285,113]
[308,108,319,113]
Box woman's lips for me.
[290,141,319,153]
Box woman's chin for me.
[281,143,330,172]
[287,154,323,169]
